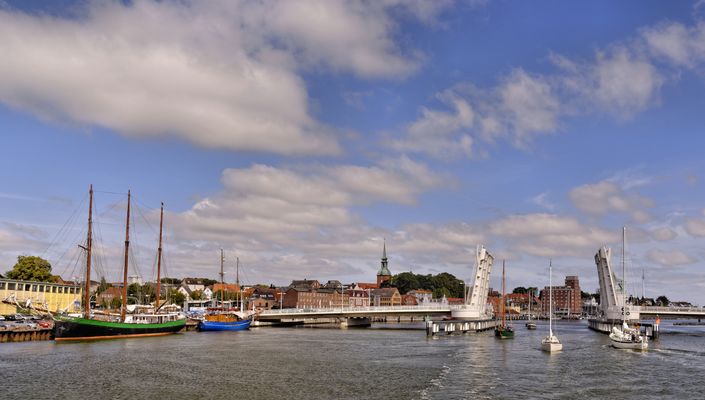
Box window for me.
[25,284,31,291]
[52,286,57,293]
[39,285,45,292]
[8,283,16,290]
[0,282,5,290]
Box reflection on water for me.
[0,320,704,399]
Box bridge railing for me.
[640,306,704,313]
[259,304,452,315]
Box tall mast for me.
[236,256,241,311]
[83,185,93,319]
[549,259,553,336]
[622,226,626,324]
[120,190,131,322]
[155,202,164,307]
[501,260,506,327]
[220,249,225,307]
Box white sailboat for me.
[541,259,562,353]
[609,227,648,350]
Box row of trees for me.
[382,272,465,298]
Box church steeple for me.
[377,238,392,286]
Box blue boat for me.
[198,316,252,331]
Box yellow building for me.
[0,279,82,315]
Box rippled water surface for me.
[1,320,704,399]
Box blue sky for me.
[1,0,705,303]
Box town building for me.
[540,276,582,317]
[370,287,401,306]
[348,289,371,307]
[0,278,82,314]
[282,286,348,309]
[96,287,123,307]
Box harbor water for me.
[1,319,704,399]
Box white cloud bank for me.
[0,0,450,155]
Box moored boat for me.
[495,260,514,339]
[197,250,253,332]
[53,187,185,341]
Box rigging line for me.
[132,200,158,237]
[54,225,87,277]
[94,190,128,196]
[40,193,87,259]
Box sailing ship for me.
[608,227,648,350]
[495,260,514,339]
[198,250,252,332]
[541,260,562,352]
[525,290,537,330]
[53,186,186,341]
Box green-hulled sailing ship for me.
[53,186,185,341]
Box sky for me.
[1,0,705,303]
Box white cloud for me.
[488,213,618,258]
[646,249,696,267]
[684,216,705,237]
[393,69,560,158]
[642,22,705,68]
[0,0,444,155]
[569,181,654,222]
[650,227,677,241]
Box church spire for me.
[377,238,391,286]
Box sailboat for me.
[198,251,252,331]
[53,186,186,341]
[541,260,562,352]
[525,289,537,330]
[495,260,514,339]
[609,227,648,350]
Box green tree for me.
[513,286,527,294]
[167,288,186,305]
[387,272,420,294]
[656,295,670,306]
[160,277,181,285]
[96,277,111,295]
[190,290,205,300]
[5,256,53,282]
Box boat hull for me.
[198,318,252,332]
[526,322,537,330]
[494,326,514,339]
[53,316,186,341]
[609,338,648,350]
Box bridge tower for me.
[451,245,494,319]
[594,246,640,321]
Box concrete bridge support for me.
[340,317,371,328]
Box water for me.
[1,320,704,399]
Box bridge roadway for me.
[639,306,705,319]
[256,305,453,321]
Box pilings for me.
[0,328,52,343]
[425,319,498,336]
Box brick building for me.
[540,276,582,317]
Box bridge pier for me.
[426,319,497,337]
[340,317,371,328]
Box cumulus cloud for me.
[642,21,705,68]
[569,181,654,222]
[0,0,446,155]
[650,227,677,241]
[394,69,560,158]
[172,157,445,243]
[646,249,696,267]
[684,215,705,237]
[488,213,618,257]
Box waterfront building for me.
[348,289,371,307]
[0,278,82,314]
[370,287,401,306]
[540,276,582,317]
[282,286,348,309]
[407,289,432,304]
[377,240,392,287]
[181,278,207,292]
